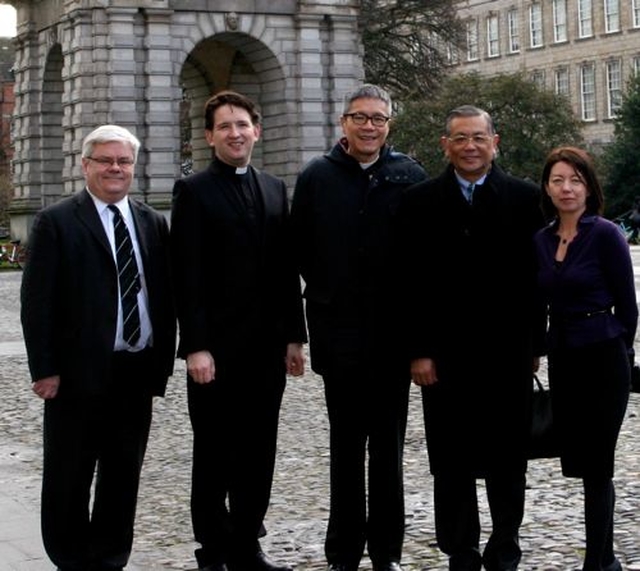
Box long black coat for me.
[170,160,307,365]
[397,163,546,476]
[21,189,176,397]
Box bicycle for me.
[0,239,26,269]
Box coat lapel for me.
[74,188,113,259]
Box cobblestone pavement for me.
[1,264,639,571]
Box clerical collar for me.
[215,156,250,177]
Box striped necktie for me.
[108,204,141,346]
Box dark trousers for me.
[322,366,409,568]
[41,352,153,571]
[433,471,525,571]
[188,358,286,568]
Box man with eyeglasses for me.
[396,105,546,571]
[21,124,176,570]
[290,84,427,571]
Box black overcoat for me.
[398,163,546,476]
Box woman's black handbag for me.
[528,374,560,459]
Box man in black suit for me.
[397,105,546,571]
[20,124,176,571]
[170,90,307,571]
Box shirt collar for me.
[86,187,131,219]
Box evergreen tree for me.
[601,74,640,219]
[389,72,584,181]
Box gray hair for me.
[445,105,495,135]
[342,84,392,114]
[82,125,141,161]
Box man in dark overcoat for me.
[397,105,546,571]
[290,84,428,571]
[21,124,176,570]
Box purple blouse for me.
[534,214,638,350]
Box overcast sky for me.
[0,5,16,38]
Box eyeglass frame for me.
[85,156,136,168]
[446,133,495,146]
[343,112,391,127]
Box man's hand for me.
[186,350,216,384]
[285,343,305,377]
[411,358,438,386]
[32,376,61,399]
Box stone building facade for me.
[8,0,364,241]
[453,0,640,148]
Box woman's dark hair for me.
[540,146,604,219]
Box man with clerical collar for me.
[170,90,307,571]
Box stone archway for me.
[179,34,286,176]
[8,2,364,241]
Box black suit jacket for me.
[170,160,306,365]
[21,189,176,397]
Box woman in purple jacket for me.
[534,146,638,571]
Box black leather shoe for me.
[201,565,229,571]
[229,551,293,571]
[373,562,403,571]
[327,564,358,571]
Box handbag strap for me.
[533,373,545,392]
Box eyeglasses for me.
[343,112,391,127]
[447,134,494,146]
[86,156,135,168]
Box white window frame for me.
[606,59,623,117]
[466,19,479,61]
[487,14,500,57]
[555,67,570,96]
[529,3,543,47]
[531,70,546,89]
[553,0,568,42]
[634,0,640,27]
[508,8,520,52]
[604,0,620,33]
[580,63,596,121]
[578,0,593,37]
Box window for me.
[634,56,640,75]
[555,67,570,96]
[466,19,479,61]
[578,0,593,37]
[634,0,640,27]
[580,63,596,121]
[606,59,622,117]
[553,0,568,42]
[531,70,546,89]
[446,42,460,66]
[487,14,500,57]
[604,0,620,33]
[508,9,520,52]
[529,3,543,47]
